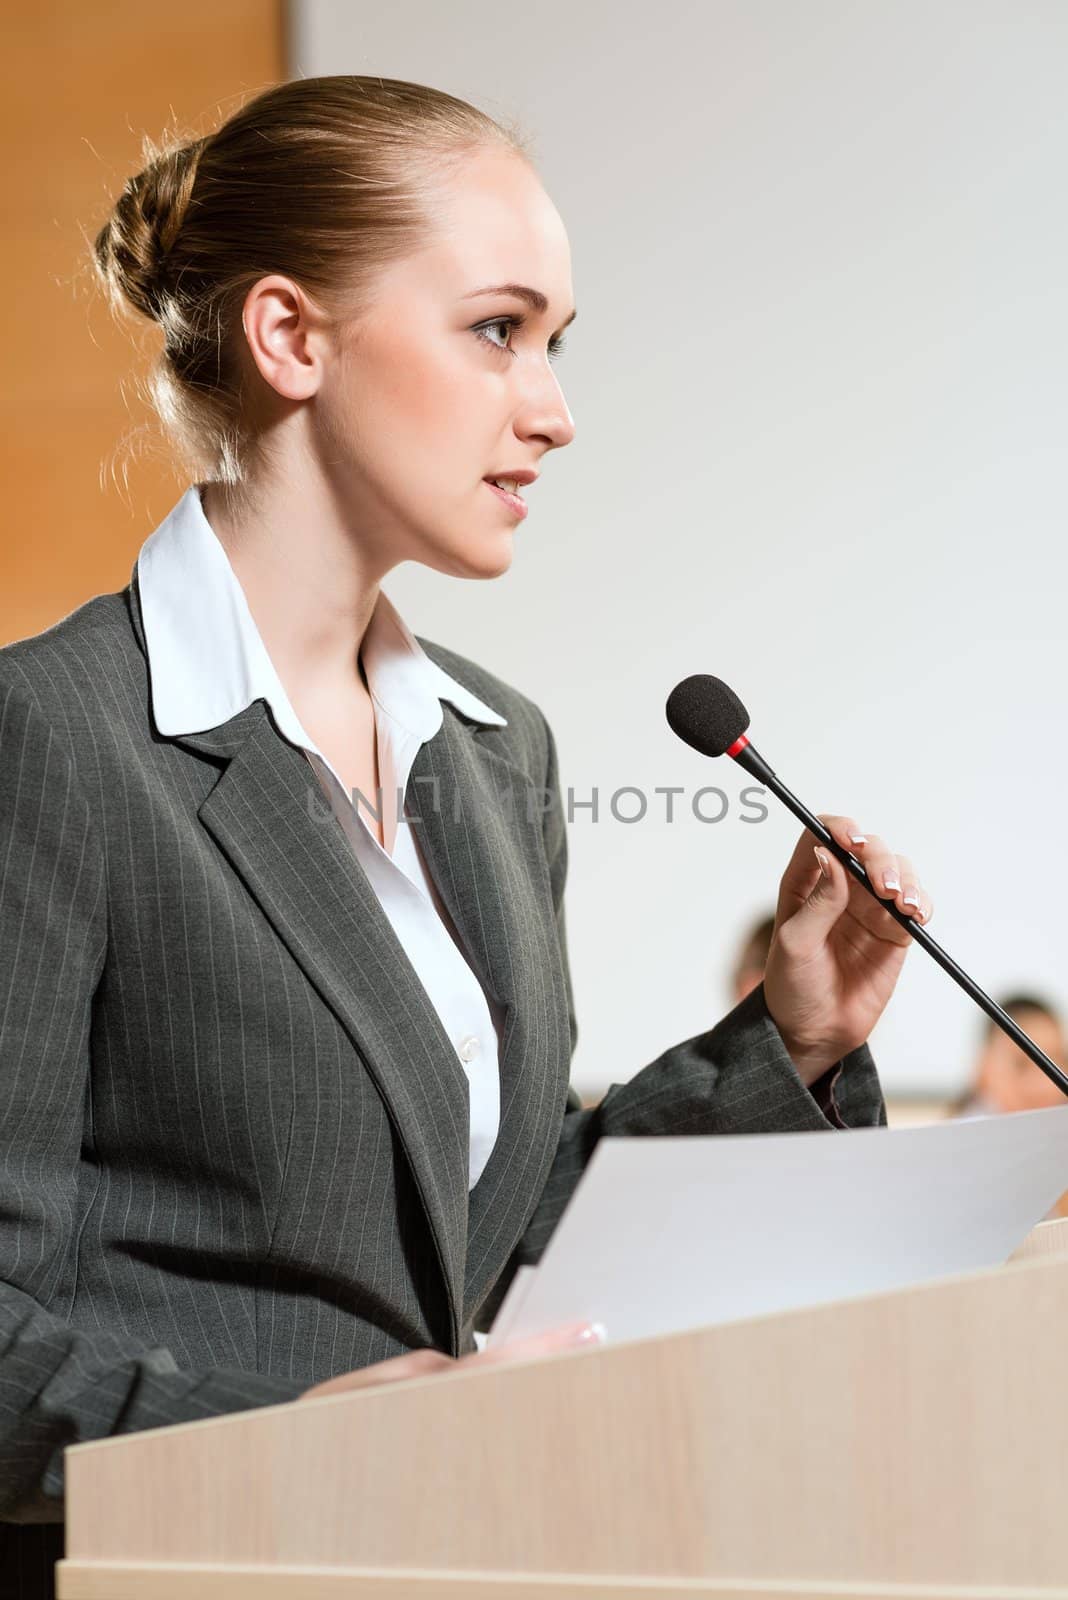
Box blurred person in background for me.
[729,912,776,1005]
[951,994,1067,1119]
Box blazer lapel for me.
[406,709,573,1321]
[125,571,472,1351]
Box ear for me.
[239,273,330,402]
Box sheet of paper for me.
[489,1104,1068,1348]
[482,1265,536,1348]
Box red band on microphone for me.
[726,734,750,759]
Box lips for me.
[484,479,529,520]
[483,469,539,488]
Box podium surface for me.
[57,1218,1068,1599]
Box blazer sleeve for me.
[0,678,306,1524]
[516,708,888,1269]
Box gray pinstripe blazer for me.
[0,564,884,1592]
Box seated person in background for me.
[951,993,1067,1118]
[729,912,776,1005]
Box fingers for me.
[298,1346,454,1400]
[775,820,842,920]
[774,840,850,957]
[297,1321,608,1403]
[472,1320,606,1366]
[817,816,933,925]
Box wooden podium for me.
[56,1218,1068,1599]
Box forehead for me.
[993,1011,1063,1057]
[390,150,574,312]
[1020,1011,1063,1042]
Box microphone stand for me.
[731,737,1068,1098]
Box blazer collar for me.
[125,552,570,1347]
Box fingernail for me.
[548,1320,607,1348]
[902,893,920,908]
[814,846,831,878]
[883,873,901,892]
[849,833,868,845]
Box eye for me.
[473,314,568,364]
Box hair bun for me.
[93,135,210,322]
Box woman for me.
[0,75,931,1591]
[953,996,1067,1118]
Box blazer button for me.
[458,1034,481,1062]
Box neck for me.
[200,460,390,705]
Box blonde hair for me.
[92,75,532,490]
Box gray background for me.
[292,0,1068,1100]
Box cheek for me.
[372,327,471,420]
[1033,1073,1067,1108]
[330,333,505,522]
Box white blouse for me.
[136,484,507,1188]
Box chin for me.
[423,528,516,581]
[455,549,514,581]
[474,535,516,577]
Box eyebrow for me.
[462,283,577,331]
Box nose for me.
[518,403,575,454]
[514,362,576,452]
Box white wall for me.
[292,1,1068,1099]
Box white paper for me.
[482,1265,536,1347]
[489,1104,1068,1348]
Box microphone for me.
[665,673,1068,1098]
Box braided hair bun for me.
[93,136,210,322]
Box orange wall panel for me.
[1,1,286,644]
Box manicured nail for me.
[849,833,868,845]
[902,893,920,908]
[883,873,901,892]
[814,846,831,878]
[578,1321,607,1345]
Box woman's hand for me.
[297,1321,605,1401]
[762,814,933,1086]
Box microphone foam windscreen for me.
[665,675,750,757]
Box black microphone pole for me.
[729,732,1068,1099]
